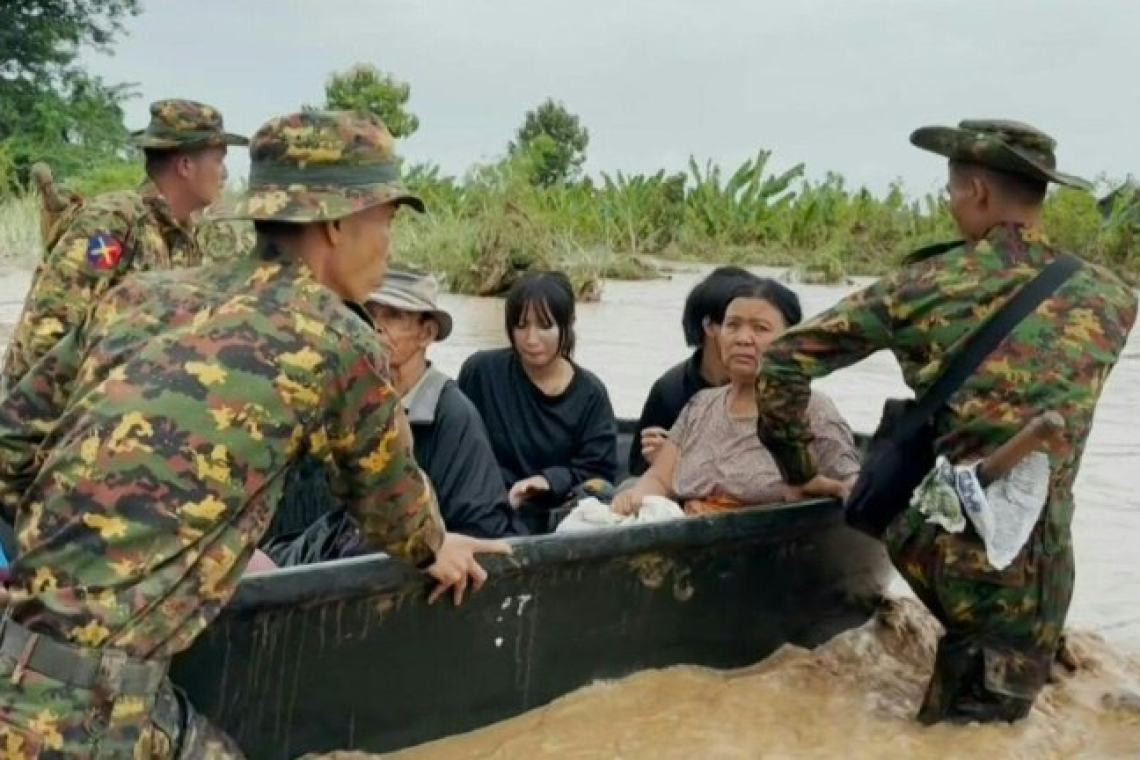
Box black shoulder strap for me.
[900,253,1083,438]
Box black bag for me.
[844,253,1082,540]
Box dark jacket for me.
[405,366,521,539]
[627,349,713,477]
[266,366,522,566]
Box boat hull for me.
[169,498,892,758]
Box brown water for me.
[2,262,1138,758]
[319,600,1140,760]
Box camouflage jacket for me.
[0,254,445,658]
[1,180,201,391]
[755,223,1137,543]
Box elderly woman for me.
[459,271,618,533]
[629,265,760,477]
[613,278,859,516]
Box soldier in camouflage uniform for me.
[0,99,249,393]
[0,109,510,757]
[753,120,1138,724]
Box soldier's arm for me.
[2,202,134,389]
[326,337,445,568]
[0,329,88,522]
[756,274,900,484]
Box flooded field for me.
[1,261,1137,759]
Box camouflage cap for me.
[207,110,424,224]
[130,99,249,150]
[910,119,1091,191]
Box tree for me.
[320,64,420,139]
[509,99,590,187]
[0,0,141,81]
[0,0,140,188]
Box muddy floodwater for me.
[1,261,1137,759]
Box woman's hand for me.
[783,474,851,502]
[426,533,513,605]
[509,475,551,508]
[611,489,644,516]
[245,549,278,575]
[639,427,669,466]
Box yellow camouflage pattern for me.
[755,222,1137,720]
[0,253,444,660]
[129,98,249,150]
[206,110,423,224]
[1,181,202,392]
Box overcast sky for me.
[81,0,1136,196]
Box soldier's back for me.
[889,223,1137,529]
[7,255,385,657]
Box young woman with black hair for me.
[458,271,618,533]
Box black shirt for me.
[627,349,714,477]
[457,348,618,503]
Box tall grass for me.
[2,152,1137,294]
[0,195,41,267]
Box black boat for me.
[168,421,892,758]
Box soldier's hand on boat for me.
[508,475,550,508]
[640,427,669,465]
[426,533,513,606]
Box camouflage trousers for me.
[883,506,1073,725]
[0,619,244,758]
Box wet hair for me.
[723,277,803,328]
[949,160,1048,207]
[504,271,576,359]
[682,266,763,345]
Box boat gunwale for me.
[232,496,845,613]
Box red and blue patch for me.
[85,234,123,270]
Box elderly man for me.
[367,269,522,538]
[266,269,522,566]
[1,99,248,392]
[0,110,508,757]
[753,119,1137,725]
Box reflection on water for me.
[1,262,1137,758]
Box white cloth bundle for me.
[555,496,686,533]
[911,452,1051,570]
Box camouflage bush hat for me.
[365,268,453,341]
[130,99,249,150]
[208,110,424,224]
[910,119,1091,191]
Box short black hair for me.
[949,160,1048,207]
[143,145,215,180]
[504,271,576,359]
[251,220,306,261]
[723,277,803,328]
[682,266,761,346]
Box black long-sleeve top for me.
[627,348,714,477]
[457,348,618,503]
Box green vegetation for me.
[1,1,1136,294]
[1,0,141,187]
[10,152,1137,296]
[313,64,421,139]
